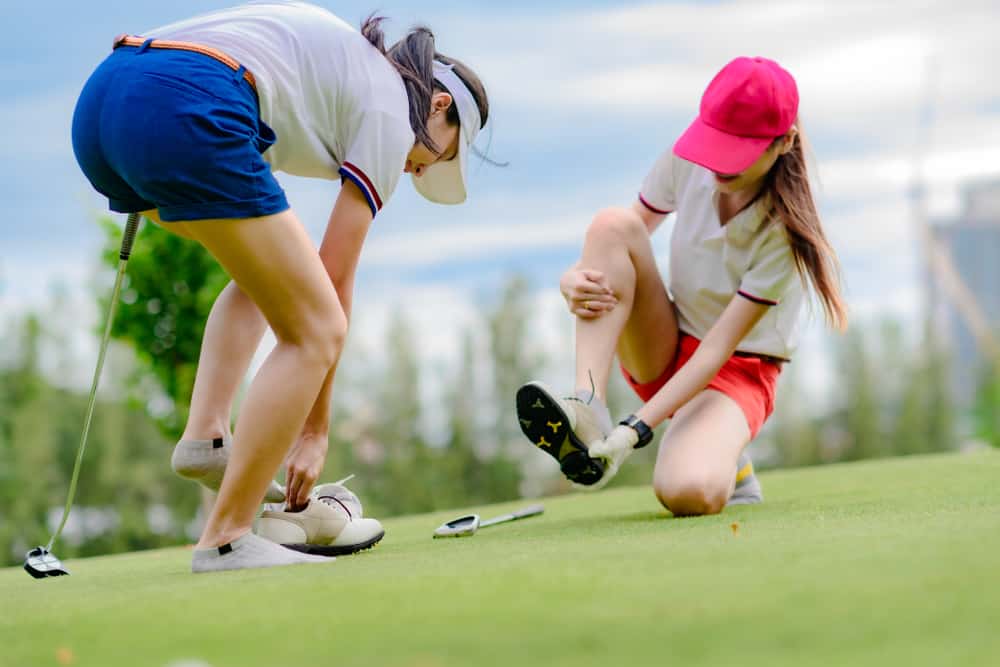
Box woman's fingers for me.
[571,300,613,318]
[580,269,614,294]
[286,469,305,510]
[562,268,617,318]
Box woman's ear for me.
[781,127,798,155]
[430,91,453,116]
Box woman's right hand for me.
[560,266,618,319]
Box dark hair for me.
[764,125,848,331]
[361,15,489,154]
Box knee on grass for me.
[653,474,729,517]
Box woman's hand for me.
[284,432,330,510]
[560,266,618,319]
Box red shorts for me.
[620,333,783,439]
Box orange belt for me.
[113,34,257,91]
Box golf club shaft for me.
[46,213,140,551]
[479,504,544,529]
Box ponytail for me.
[361,15,490,154]
[361,15,439,152]
[765,127,849,331]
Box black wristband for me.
[619,414,653,449]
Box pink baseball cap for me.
[673,56,798,175]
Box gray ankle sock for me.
[574,389,614,435]
[729,451,763,505]
[172,436,286,503]
[191,532,331,574]
[172,437,229,490]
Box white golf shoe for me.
[515,381,608,486]
[255,481,384,556]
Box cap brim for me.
[673,117,773,175]
[412,134,468,205]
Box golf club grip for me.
[479,504,544,528]
[120,212,141,260]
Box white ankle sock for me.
[574,389,614,435]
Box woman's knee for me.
[653,472,729,517]
[586,207,646,246]
[279,291,347,369]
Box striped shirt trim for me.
[638,193,672,215]
[737,290,779,307]
[338,162,382,217]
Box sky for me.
[1,0,999,421]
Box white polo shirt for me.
[639,152,804,360]
[147,0,415,217]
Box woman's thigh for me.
[143,209,196,240]
[174,210,342,345]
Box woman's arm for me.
[634,294,770,428]
[631,199,668,235]
[284,180,372,507]
[299,180,373,435]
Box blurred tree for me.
[441,328,521,504]
[0,316,59,562]
[487,276,545,453]
[767,365,826,467]
[835,326,884,461]
[0,312,182,566]
[972,367,1000,449]
[891,329,955,455]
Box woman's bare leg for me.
[652,389,751,516]
[573,207,679,399]
[182,281,267,440]
[174,210,344,549]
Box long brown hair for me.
[360,15,489,154]
[765,127,849,331]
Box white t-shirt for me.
[640,152,804,360]
[147,0,415,216]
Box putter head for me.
[24,547,70,579]
[432,514,481,538]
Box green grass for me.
[3,451,999,667]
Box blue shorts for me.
[71,43,289,221]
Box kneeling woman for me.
[72,1,489,571]
[517,57,846,514]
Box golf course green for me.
[3,450,998,667]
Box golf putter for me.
[25,212,141,579]
[432,504,544,538]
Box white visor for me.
[412,61,481,205]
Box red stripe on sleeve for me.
[737,290,779,306]
[638,193,671,215]
[342,162,383,210]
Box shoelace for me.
[317,494,353,519]
[315,474,358,519]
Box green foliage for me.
[972,367,1000,448]
[0,315,194,566]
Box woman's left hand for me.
[284,432,330,510]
